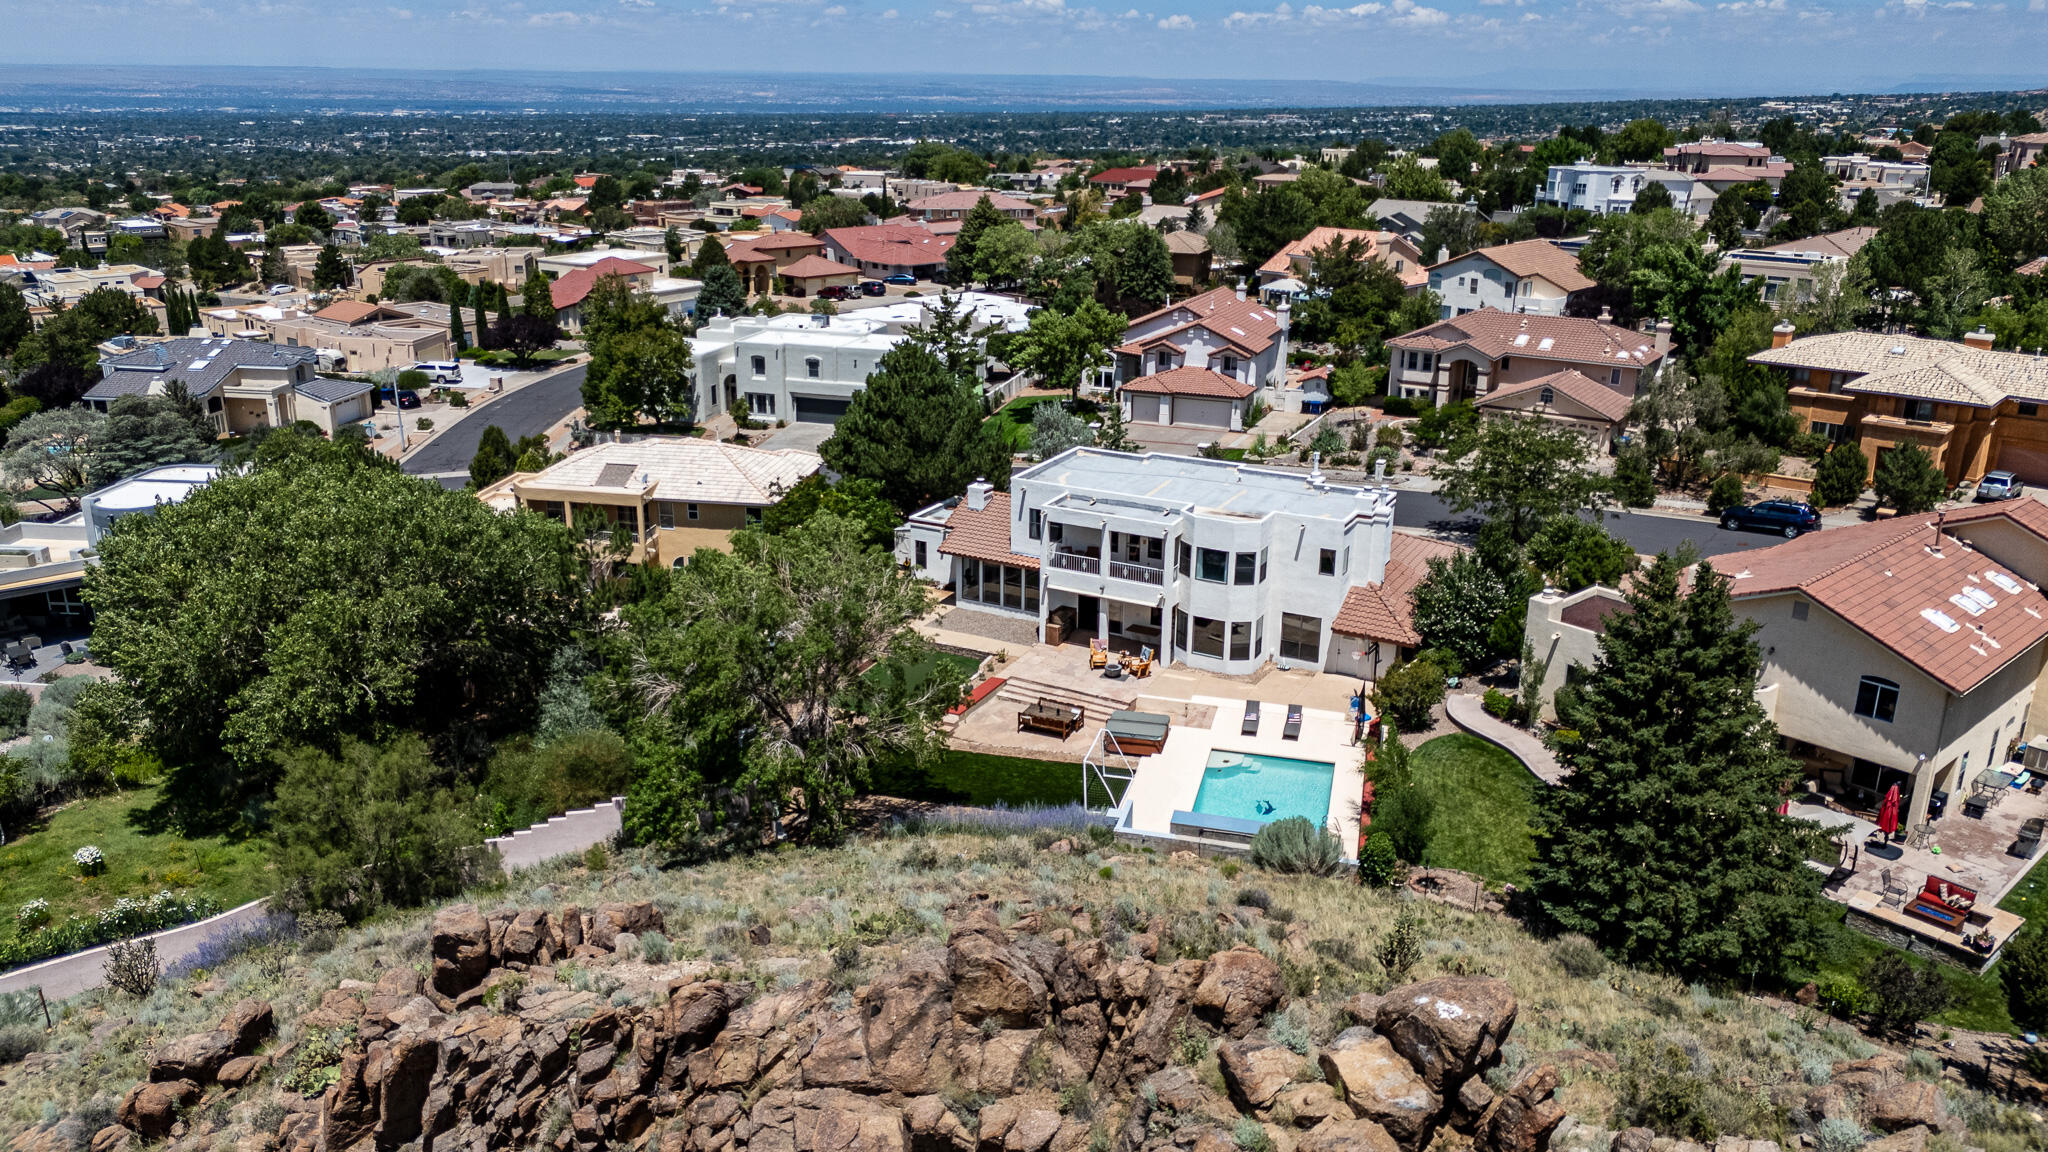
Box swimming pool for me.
[1191,750,1336,827]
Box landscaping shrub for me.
[1813,973,1869,1018]
[0,890,221,972]
[1357,833,1404,888]
[102,935,159,998]
[1708,473,1746,513]
[1999,928,2048,1030]
[1248,816,1343,877]
[0,687,30,739]
[1371,658,1446,733]
[1862,952,1952,1037]
[1482,688,1517,722]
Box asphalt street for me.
[402,363,589,478]
[1392,489,1789,560]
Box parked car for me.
[377,387,422,410]
[1977,470,2026,501]
[1719,499,1821,538]
[268,284,293,295]
[412,361,463,386]
[884,273,917,286]
[818,284,855,301]
[859,280,887,296]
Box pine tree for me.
[1809,442,1869,508]
[1528,554,1826,980]
[449,302,469,352]
[1872,442,1947,514]
[520,268,557,324]
[1097,393,1137,452]
[697,264,746,319]
[948,194,1007,285]
[664,225,684,264]
[819,342,1012,515]
[468,425,515,489]
[313,245,351,291]
[690,235,729,279]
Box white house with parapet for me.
[689,312,903,425]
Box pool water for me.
[1191,750,1336,827]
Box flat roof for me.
[1016,448,1393,523]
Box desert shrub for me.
[1862,952,1952,1037]
[1249,817,1343,877]
[1814,1117,1866,1152]
[1813,974,1868,1018]
[283,1026,353,1095]
[0,1025,42,1064]
[0,687,31,738]
[1708,473,1746,512]
[1233,1118,1275,1152]
[1613,1040,1714,1140]
[1235,888,1272,911]
[1172,1018,1210,1065]
[1551,933,1607,978]
[165,912,300,979]
[584,843,611,872]
[1375,908,1422,982]
[103,935,160,997]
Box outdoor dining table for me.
[1976,768,2020,795]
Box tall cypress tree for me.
[1528,554,1826,981]
[449,302,469,352]
[473,302,490,351]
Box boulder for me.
[1454,1077,1497,1131]
[905,1096,975,1152]
[117,1079,199,1138]
[1318,1027,1441,1150]
[857,955,956,1094]
[666,979,750,1048]
[1867,1082,1947,1133]
[1193,946,1285,1037]
[1219,1038,1306,1111]
[947,915,1049,1028]
[430,904,494,997]
[215,1056,264,1088]
[1610,1129,1655,1152]
[88,1126,130,1152]
[148,1030,237,1083]
[1344,993,1386,1025]
[500,908,555,964]
[218,999,274,1055]
[1477,1064,1565,1152]
[1864,1127,1931,1152]
[1298,1118,1404,1152]
[1275,1082,1354,1128]
[1375,977,1518,1092]
[977,1093,1064,1152]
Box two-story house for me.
[1663,139,1776,173]
[1089,167,1159,198]
[86,337,372,437]
[689,312,905,425]
[1384,307,1670,412]
[817,223,955,282]
[1749,326,2048,487]
[1527,499,2048,837]
[904,191,1038,224]
[1255,227,1427,299]
[1539,164,1699,215]
[1111,285,1289,404]
[494,438,821,568]
[547,257,701,332]
[897,449,1420,679]
[1426,239,1593,319]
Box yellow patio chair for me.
[1124,646,1154,678]
[1088,638,1109,669]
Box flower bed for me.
[0,890,222,972]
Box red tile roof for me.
[776,255,859,281]
[819,224,955,269]
[1260,227,1427,289]
[1478,368,1632,424]
[1332,534,1463,645]
[1090,166,1159,185]
[549,257,655,310]
[1124,286,1285,357]
[1388,308,1666,373]
[937,493,1037,569]
[732,231,825,255]
[906,191,1036,214]
[1120,366,1253,400]
[1706,511,2048,695]
[1439,239,1594,293]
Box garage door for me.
[792,396,852,424]
[1171,397,1235,428]
[1997,443,2048,485]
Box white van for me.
[412,361,464,386]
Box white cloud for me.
[882,6,898,13]
[822,4,845,12]
[1156,10,1193,24]
[527,9,585,23]
[386,4,413,14]
[1223,3,1290,24]
[1388,0,1447,23]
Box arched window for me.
[1538,387,1554,405]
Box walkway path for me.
[0,899,273,1001]
[1442,693,1565,785]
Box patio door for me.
[1076,595,1099,636]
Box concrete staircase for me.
[992,674,1140,729]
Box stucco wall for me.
[486,796,627,873]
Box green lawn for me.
[1409,733,1538,886]
[1802,903,2013,1033]
[874,750,1094,808]
[987,394,1101,453]
[1999,851,2048,925]
[0,786,274,956]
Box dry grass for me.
[1,827,2041,1152]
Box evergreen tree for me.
[0,281,28,358]
[1630,180,1673,215]
[313,245,351,291]
[520,268,557,324]
[697,263,746,319]
[948,194,1007,285]
[1872,442,1947,514]
[819,342,1011,515]
[664,225,685,264]
[1097,395,1138,452]
[1529,553,1826,980]
[473,302,491,351]
[469,425,516,489]
[449,302,469,352]
[690,234,729,279]
[1809,441,1869,508]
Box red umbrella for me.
[1878,784,1902,837]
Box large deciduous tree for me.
[1007,298,1125,401]
[1432,415,1602,545]
[1529,553,1826,980]
[614,514,957,846]
[84,435,584,809]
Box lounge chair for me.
[1122,645,1153,678]
[1282,704,1303,741]
[1088,638,1108,669]
[1242,700,1262,736]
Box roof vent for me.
[1890,345,1907,356]
[1922,607,1960,633]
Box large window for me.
[1197,547,1228,583]
[1279,613,1321,663]
[1855,676,1899,723]
[658,503,675,529]
[1229,621,1252,660]
[960,560,1039,614]
[1191,615,1225,658]
[747,393,777,416]
[1233,551,1257,586]
[1319,548,1336,576]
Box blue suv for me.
[1719,499,1820,538]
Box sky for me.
[14,0,2048,96]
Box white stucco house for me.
[1426,239,1593,319]
[688,313,902,425]
[897,449,1449,680]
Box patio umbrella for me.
[1878,784,1902,838]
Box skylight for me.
[1513,334,1529,346]
[1962,586,1997,610]
[1537,337,1555,351]
[1987,570,2024,594]
[1949,593,1986,617]
[1922,608,1961,633]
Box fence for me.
[0,798,630,1002]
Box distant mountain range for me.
[0,66,2038,114]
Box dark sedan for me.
[1719,499,1820,538]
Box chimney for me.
[1771,320,1796,350]
[1964,327,1995,351]
[1653,318,1674,358]
[1268,300,1291,385]
[1597,306,1613,324]
[1235,279,1246,302]
[1308,452,1323,485]
[966,478,992,511]
[1436,245,1450,264]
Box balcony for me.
[1049,549,1101,575]
[1108,560,1164,585]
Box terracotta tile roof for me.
[1332,533,1463,644]
[1259,227,1427,289]
[1388,308,1667,372]
[739,231,826,253]
[1750,330,2048,408]
[1666,141,1772,159]
[1120,366,1253,400]
[1478,368,1632,424]
[1442,239,1595,293]
[906,191,1036,214]
[776,254,859,280]
[1124,286,1285,357]
[937,493,1037,569]
[549,257,655,310]
[1706,512,2048,695]
[314,300,383,325]
[2017,256,2046,278]
[819,224,955,269]
[1760,226,1878,261]
[132,275,166,290]
[1091,166,1159,185]
[1697,163,1793,183]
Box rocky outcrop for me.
[106,903,1561,1152]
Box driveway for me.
[757,422,835,453]
[402,362,589,477]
